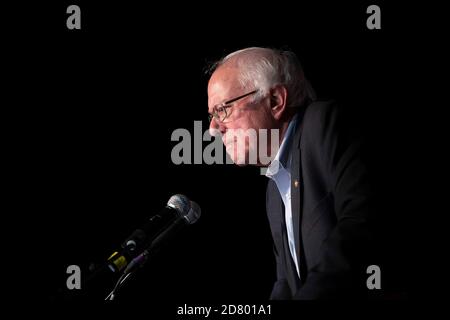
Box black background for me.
[5,0,413,310]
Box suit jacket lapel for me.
[290,107,307,281]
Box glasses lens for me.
[217,106,227,122]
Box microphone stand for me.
[105,272,133,301]
[104,250,150,301]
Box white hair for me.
[211,47,316,108]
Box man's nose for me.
[209,118,225,137]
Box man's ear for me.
[270,85,288,120]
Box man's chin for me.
[228,156,248,166]
[225,145,260,166]
[225,150,248,166]
[226,152,259,166]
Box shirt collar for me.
[265,113,299,178]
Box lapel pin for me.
[294,180,299,188]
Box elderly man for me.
[207,47,374,299]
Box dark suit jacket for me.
[267,100,375,299]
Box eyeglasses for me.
[208,89,259,123]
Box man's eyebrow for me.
[213,98,230,108]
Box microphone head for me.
[167,194,191,215]
[167,194,201,225]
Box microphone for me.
[123,200,201,274]
[107,194,201,273]
[104,196,201,300]
[84,194,201,290]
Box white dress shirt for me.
[265,114,300,278]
